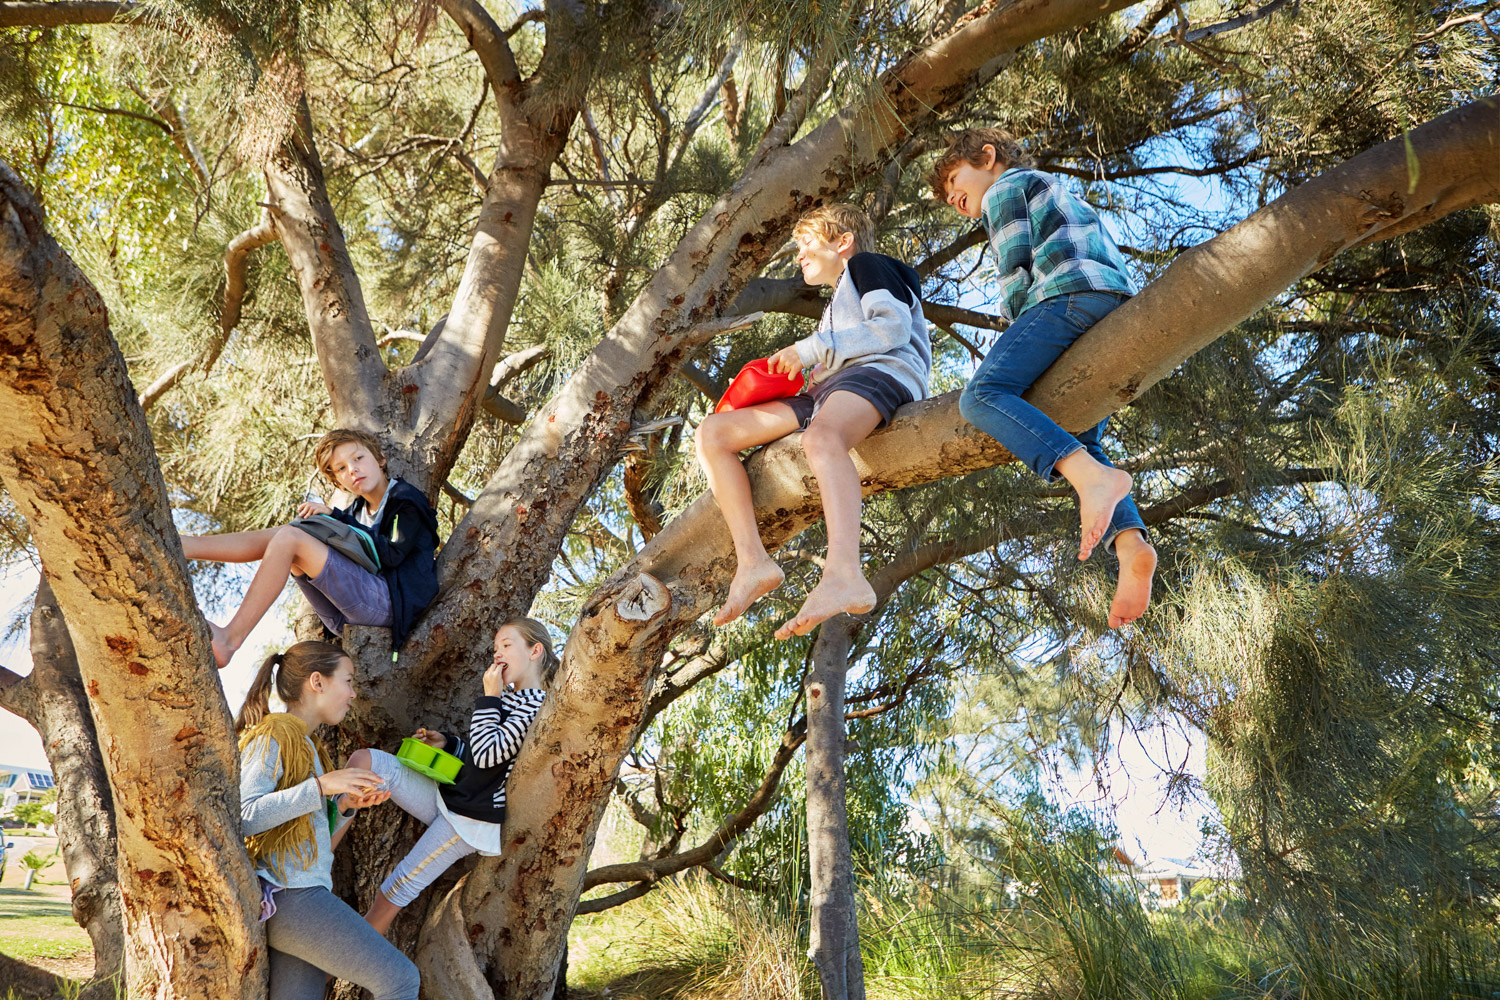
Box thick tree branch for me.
[0,1,151,27]
[0,158,264,996]
[435,0,521,105]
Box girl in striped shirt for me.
[348,618,559,934]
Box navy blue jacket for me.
[328,478,439,647]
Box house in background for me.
[0,763,55,817]
[1111,846,1212,908]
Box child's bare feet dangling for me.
[1108,530,1156,628]
[1057,451,1133,561]
[775,572,876,639]
[714,558,785,626]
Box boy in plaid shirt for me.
[931,128,1156,629]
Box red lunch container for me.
[715,358,806,413]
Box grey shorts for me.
[293,547,393,636]
[782,366,914,430]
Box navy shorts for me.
[293,547,393,636]
[782,366,913,430]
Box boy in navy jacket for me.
[182,429,439,665]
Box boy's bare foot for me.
[775,572,877,640]
[1108,532,1156,629]
[208,621,237,669]
[1074,466,1133,561]
[714,559,785,626]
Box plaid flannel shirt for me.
[981,168,1135,322]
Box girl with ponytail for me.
[347,617,562,934]
[236,641,419,999]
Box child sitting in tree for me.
[347,618,559,934]
[695,204,932,639]
[181,429,440,666]
[236,640,418,998]
[931,128,1156,628]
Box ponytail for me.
[234,640,349,733]
[502,617,562,685]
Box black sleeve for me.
[846,252,921,307]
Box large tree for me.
[0,1,1495,998]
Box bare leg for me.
[181,528,278,563]
[210,526,331,667]
[695,403,803,626]
[1108,529,1156,628]
[364,893,402,936]
[776,392,882,640]
[1054,449,1134,561]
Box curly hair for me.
[928,128,1031,202]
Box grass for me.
[0,840,90,965]
[566,865,1500,1000]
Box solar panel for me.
[25,772,54,789]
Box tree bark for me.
[805,618,864,1000]
[402,0,585,487]
[261,102,390,436]
[0,160,264,999]
[0,578,125,998]
[27,580,125,997]
[471,96,1499,1000]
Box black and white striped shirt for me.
[439,689,547,823]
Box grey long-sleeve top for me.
[240,733,350,889]
[793,252,932,402]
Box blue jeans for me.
[959,291,1146,555]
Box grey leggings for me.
[265,885,420,1000]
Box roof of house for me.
[1112,846,1211,880]
[0,766,55,791]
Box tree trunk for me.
[0,576,125,999]
[806,617,865,1000]
[0,160,265,999]
[261,103,389,434]
[26,579,125,998]
[467,97,1499,999]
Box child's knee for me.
[958,382,988,423]
[695,414,734,457]
[270,523,310,550]
[348,747,372,770]
[799,422,844,461]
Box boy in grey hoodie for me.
[695,204,932,639]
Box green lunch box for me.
[395,737,464,784]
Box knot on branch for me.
[616,573,670,623]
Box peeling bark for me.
[0,160,263,998]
